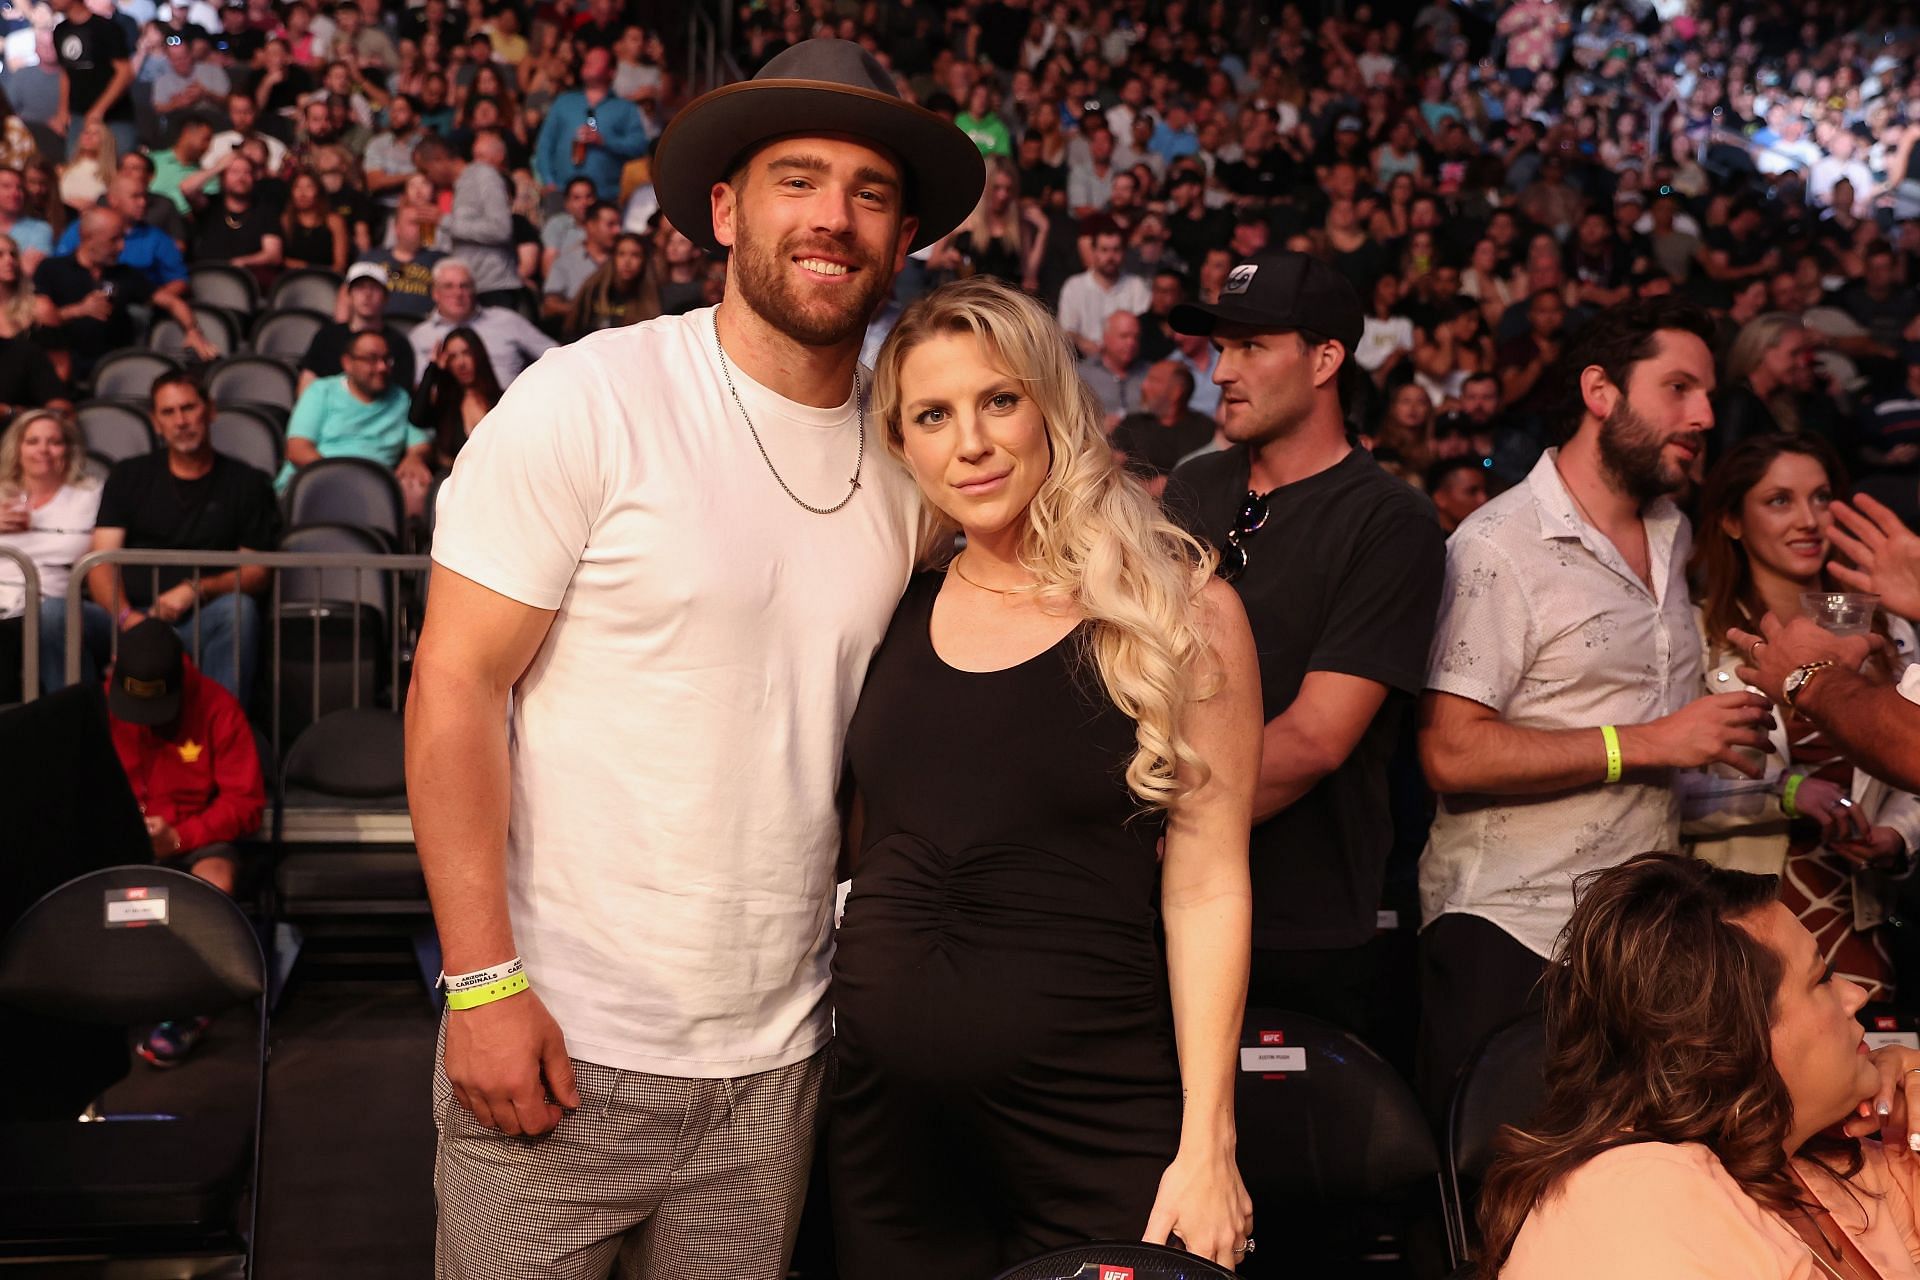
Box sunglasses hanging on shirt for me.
[1218,489,1271,583]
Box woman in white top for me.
[1684,433,1920,1004]
[1460,236,1527,330]
[0,409,110,694]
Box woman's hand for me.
[1843,1044,1920,1153]
[1143,1143,1254,1269]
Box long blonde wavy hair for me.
[871,277,1221,810]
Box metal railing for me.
[68,549,431,760]
[0,545,40,700]
[684,0,743,98]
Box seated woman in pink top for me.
[1481,853,1920,1279]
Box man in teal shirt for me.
[280,330,433,504]
[149,115,214,217]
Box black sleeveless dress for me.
[829,571,1182,1279]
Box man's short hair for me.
[150,368,208,408]
[431,257,474,286]
[413,135,453,167]
[587,200,619,223]
[1462,369,1500,395]
[1424,454,1486,494]
[167,113,214,147]
[565,175,597,198]
[1545,295,1716,444]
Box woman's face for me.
[895,331,1051,545]
[662,228,696,266]
[1725,451,1833,584]
[18,417,67,483]
[1390,384,1430,429]
[1472,238,1497,272]
[444,336,476,385]
[475,66,502,98]
[1740,902,1877,1143]
[23,166,46,204]
[80,121,104,154]
[325,63,352,95]
[0,240,20,286]
[1373,273,1399,310]
[291,173,319,210]
[613,237,644,281]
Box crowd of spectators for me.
[0,0,1917,1206]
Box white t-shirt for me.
[0,482,100,618]
[430,307,920,1077]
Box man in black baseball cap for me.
[1162,251,1444,1041]
[108,616,184,726]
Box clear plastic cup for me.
[1802,591,1879,637]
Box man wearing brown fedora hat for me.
[406,38,983,1280]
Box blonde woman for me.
[57,119,116,213]
[0,409,110,692]
[926,157,1048,291]
[0,233,37,339]
[829,277,1259,1276]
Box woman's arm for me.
[328,213,349,273]
[1145,578,1260,1267]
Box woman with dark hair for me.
[22,158,63,240]
[409,326,502,471]
[280,168,349,273]
[1481,852,1920,1276]
[563,232,646,340]
[1686,433,1920,1003]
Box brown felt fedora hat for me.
[652,39,985,257]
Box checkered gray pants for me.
[432,1020,827,1280]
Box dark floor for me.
[104,979,440,1280]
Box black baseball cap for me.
[109,619,184,727]
[1168,252,1364,356]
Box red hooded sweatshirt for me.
[108,658,266,853]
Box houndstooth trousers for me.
[432,1019,827,1280]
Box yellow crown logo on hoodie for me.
[177,740,203,764]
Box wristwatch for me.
[1782,660,1837,713]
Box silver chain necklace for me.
[712,312,864,515]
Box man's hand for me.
[1786,775,1873,846]
[1730,613,1873,704]
[1829,493,1920,620]
[67,291,113,323]
[395,453,433,490]
[48,110,69,137]
[184,330,219,362]
[1830,824,1906,868]
[443,988,582,1137]
[145,815,182,858]
[1625,690,1774,776]
[147,582,199,623]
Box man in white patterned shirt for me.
[1414,297,1775,1109]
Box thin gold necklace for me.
[949,554,1027,595]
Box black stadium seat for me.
[249,309,329,361]
[208,354,298,415]
[89,349,180,404]
[285,457,405,549]
[188,264,262,316]
[209,405,283,477]
[272,708,422,926]
[274,523,392,741]
[1445,1013,1547,1266]
[76,400,154,463]
[0,865,265,1275]
[1235,1009,1443,1267]
[150,306,239,360]
[267,269,343,315]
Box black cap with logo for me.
[1168,251,1365,356]
[109,619,185,727]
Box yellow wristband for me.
[1601,724,1622,784]
[1782,772,1805,819]
[444,972,530,1011]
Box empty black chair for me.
[249,309,328,361]
[285,457,405,549]
[209,405,283,477]
[274,523,391,742]
[1235,1009,1443,1267]
[76,400,154,463]
[208,354,298,414]
[1445,1012,1547,1266]
[90,348,180,404]
[994,1242,1237,1280]
[150,306,240,360]
[188,264,261,316]
[266,269,342,316]
[0,864,265,1274]
[273,707,420,923]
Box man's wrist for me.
[1793,662,1853,721]
[1611,721,1664,772]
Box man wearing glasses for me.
[280,329,433,512]
[1163,252,1444,1042]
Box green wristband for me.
[444,972,529,1011]
[1601,724,1622,784]
[1782,773,1805,819]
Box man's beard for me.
[1597,396,1700,504]
[728,219,892,348]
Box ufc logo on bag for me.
[1099,1269,1135,1280]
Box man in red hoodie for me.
[107,618,265,1065]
